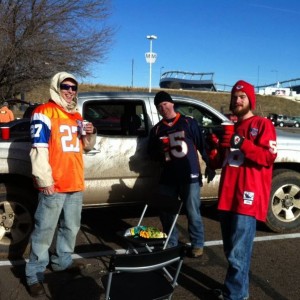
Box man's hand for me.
[205,166,216,183]
[41,185,55,195]
[85,122,95,134]
[230,134,244,149]
[206,133,219,149]
[220,132,234,148]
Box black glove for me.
[230,134,244,149]
[205,166,216,183]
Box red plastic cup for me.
[160,136,169,146]
[159,136,171,161]
[1,127,10,140]
[221,122,235,134]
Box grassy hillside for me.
[24,83,300,118]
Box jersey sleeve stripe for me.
[32,112,52,129]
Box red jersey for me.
[218,116,277,221]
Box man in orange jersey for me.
[0,102,14,122]
[25,72,96,297]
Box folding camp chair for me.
[102,244,187,300]
[117,201,183,254]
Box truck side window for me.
[174,102,222,128]
[83,101,147,137]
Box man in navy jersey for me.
[148,91,212,258]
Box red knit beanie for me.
[230,80,256,111]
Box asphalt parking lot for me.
[1,205,300,299]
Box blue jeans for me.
[25,192,82,285]
[159,182,204,248]
[219,211,256,300]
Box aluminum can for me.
[81,120,89,135]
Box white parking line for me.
[1,232,300,267]
[204,232,300,246]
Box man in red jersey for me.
[25,72,96,297]
[210,80,277,300]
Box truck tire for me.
[266,169,300,233]
[0,180,37,259]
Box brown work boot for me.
[190,247,203,258]
[28,282,46,298]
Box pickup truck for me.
[273,114,297,127]
[1,91,300,258]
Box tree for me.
[0,0,114,99]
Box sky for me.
[83,0,300,90]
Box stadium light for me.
[146,35,157,93]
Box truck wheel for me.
[0,181,37,259]
[266,170,300,233]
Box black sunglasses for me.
[60,83,78,91]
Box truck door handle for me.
[85,149,101,156]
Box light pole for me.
[131,59,134,88]
[146,35,157,93]
[160,66,164,78]
[271,69,278,84]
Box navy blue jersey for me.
[148,113,208,185]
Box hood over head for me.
[50,72,78,113]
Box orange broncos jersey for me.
[31,101,85,192]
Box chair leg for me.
[105,273,113,300]
[137,204,148,226]
[172,260,184,287]
[163,267,174,282]
[163,202,183,250]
